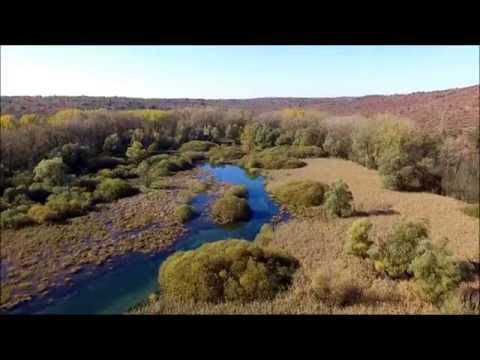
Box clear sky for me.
[1,46,478,99]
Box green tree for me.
[33,157,67,186]
[126,141,148,163]
[324,180,354,217]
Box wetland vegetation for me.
[0,107,478,314]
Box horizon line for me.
[2,84,478,101]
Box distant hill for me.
[1,85,478,131]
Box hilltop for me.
[1,85,478,131]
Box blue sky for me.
[1,46,478,98]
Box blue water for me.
[9,164,281,314]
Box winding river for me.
[9,164,281,314]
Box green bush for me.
[49,143,92,172]
[0,207,33,229]
[33,157,67,186]
[368,220,428,278]
[240,151,306,170]
[0,198,9,212]
[96,169,115,179]
[126,141,148,163]
[254,223,274,247]
[28,204,60,223]
[11,171,34,188]
[175,205,195,223]
[211,195,251,224]
[103,133,124,156]
[410,239,462,304]
[312,270,362,307]
[93,178,138,203]
[179,140,218,153]
[225,185,247,198]
[159,239,299,303]
[207,145,245,165]
[3,186,28,203]
[112,165,138,179]
[346,219,373,258]
[272,180,329,208]
[181,151,207,163]
[46,190,92,219]
[166,155,194,171]
[324,180,354,217]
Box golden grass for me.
[266,158,479,262]
[135,158,478,315]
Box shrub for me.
[0,207,33,229]
[461,204,479,218]
[240,151,306,170]
[46,191,92,219]
[211,195,251,224]
[103,133,124,156]
[0,198,9,212]
[33,157,67,186]
[293,128,322,146]
[311,270,362,307]
[126,141,148,163]
[179,140,217,153]
[272,180,329,208]
[323,132,351,158]
[181,151,207,163]
[11,171,34,188]
[97,169,115,179]
[175,205,195,223]
[254,223,274,247]
[94,178,138,203]
[3,186,27,203]
[159,239,299,303]
[207,145,245,165]
[49,143,92,172]
[28,204,60,223]
[410,239,462,303]
[111,165,138,179]
[275,133,294,146]
[27,182,52,202]
[166,155,193,171]
[225,185,247,198]
[324,180,354,217]
[368,220,428,278]
[346,219,373,258]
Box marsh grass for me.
[137,158,478,315]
